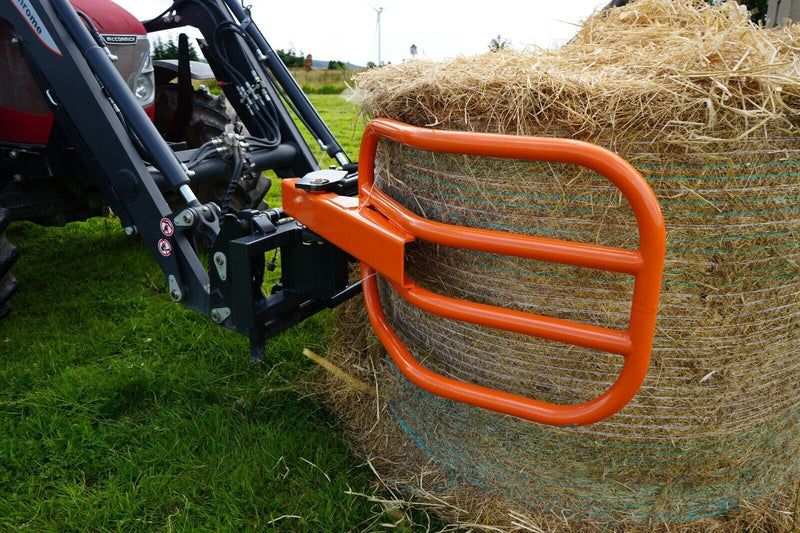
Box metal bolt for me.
[210,309,222,323]
[215,255,224,265]
[167,275,182,302]
[182,213,193,224]
[10,37,19,44]
[8,150,18,160]
[124,226,138,236]
[12,174,23,184]
[310,177,329,185]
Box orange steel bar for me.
[370,188,644,277]
[363,264,641,427]
[281,180,413,285]
[393,279,633,356]
[284,118,665,426]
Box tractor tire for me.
[155,84,271,211]
[155,83,231,149]
[0,208,19,321]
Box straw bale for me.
[320,0,800,529]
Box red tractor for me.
[0,0,666,426]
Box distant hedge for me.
[302,84,346,95]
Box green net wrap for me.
[366,138,800,524]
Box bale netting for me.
[321,0,800,529]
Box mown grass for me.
[0,95,397,531]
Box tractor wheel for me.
[0,208,19,320]
[155,83,231,148]
[155,84,271,211]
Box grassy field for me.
[201,69,362,96]
[288,68,362,95]
[0,95,394,531]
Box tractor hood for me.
[69,0,146,36]
[0,0,153,144]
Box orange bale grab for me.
[283,118,666,426]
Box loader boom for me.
[0,0,359,357]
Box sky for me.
[118,0,610,66]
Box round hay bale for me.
[322,0,800,529]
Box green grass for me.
[200,69,360,96]
[301,84,348,95]
[0,95,395,531]
[290,94,365,170]
[290,69,362,95]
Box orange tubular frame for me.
[282,118,666,426]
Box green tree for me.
[276,48,305,68]
[327,60,346,70]
[488,34,510,52]
[151,37,200,61]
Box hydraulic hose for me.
[220,0,350,165]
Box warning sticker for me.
[158,239,172,257]
[160,217,174,236]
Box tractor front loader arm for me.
[1,0,209,311]
[2,0,360,360]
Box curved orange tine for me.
[363,265,648,426]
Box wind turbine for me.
[369,3,391,66]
